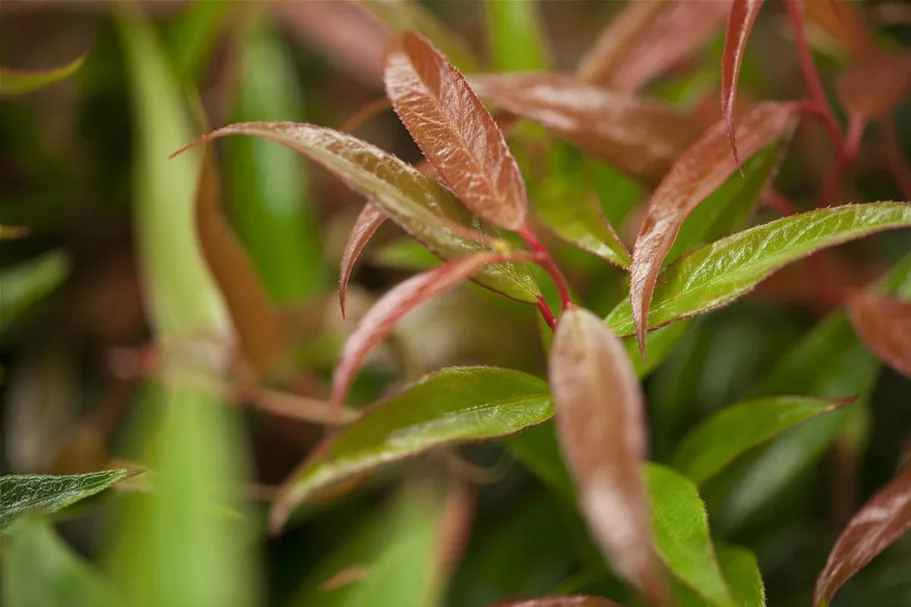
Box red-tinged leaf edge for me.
[848,291,911,378]
[813,463,911,606]
[492,597,624,607]
[339,203,387,318]
[722,0,766,169]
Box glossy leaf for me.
[0,55,86,97]
[385,31,528,230]
[492,597,623,607]
[550,306,664,605]
[272,367,551,531]
[629,102,797,354]
[848,291,911,378]
[722,0,765,165]
[176,122,541,303]
[484,0,550,72]
[673,396,853,486]
[837,52,911,120]
[608,203,911,338]
[469,72,700,186]
[340,203,387,316]
[646,464,735,607]
[814,463,911,606]
[0,470,136,534]
[331,252,510,408]
[0,252,70,333]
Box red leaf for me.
[550,306,665,606]
[492,597,624,607]
[630,102,797,356]
[331,252,509,410]
[813,463,911,606]
[384,31,528,230]
[469,72,699,187]
[837,52,911,120]
[848,291,911,378]
[805,0,875,58]
[722,0,766,167]
[339,203,387,318]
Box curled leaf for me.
[629,102,797,355]
[340,203,387,317]
[469,72,700,186]
[813,463,911,606]
[385,31,528,230]
[722,0,766,166]
[550,306,665,605]
[837,52,911,120]
[0,54,87,97]
[848,291,911,378]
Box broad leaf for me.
[385,31,528,230]
[673,396,853,486]
[468,72,700,187]
[340,203,387,316]
[331,252,510,408]
[848,291,911,378]
[176,122,541,303]
[550,307,665,605]
[492,598,623,607]
[608,203,911,338]
[646,464,735,607]
[272,367,552,531]
[484,0,550,72]
[0,55,86,97]
[629,102,797,354]
[673,544,766,607]
[722,0,765,164]
[837,52,911,120]
[813,463,911,606]
[0,470,136,534]
[0,252,69,332]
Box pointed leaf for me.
[468,72,700,186]
[609,203,911,338]
[630,102,797,354]
[492,598,623,607]
[673,396,853,486]
[385,31,528,230]
[848,291,911,378]
[0,55,86,97]
[813,463,911,606]
[837,52,911,120]
[272,367,552,530]
[340,203,388,317]
[722,0,765,165]
[176,122,541,303]
[550,306,665,605]
[0,470,138,534]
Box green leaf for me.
[371,237,442,271]
[166,0,228,81]
[672,396,852,486]
[625,320,692,379]
[672,544,766,607]
[0,55,86,97]
[607,203,911,336]
[646,464,735,607]
[0,470,136,534]
[271,367,552,530]
[484,0,550,72]
[0,251,69,333]
[2,516,118,607]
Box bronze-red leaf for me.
[722,0,765,166]
[339,203,387,318]
[837,52,911,120]
[848,291,911,378]
[384,31,528,230]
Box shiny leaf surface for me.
[722,0,765,164]
[848,291,911,378]
[340,203,387,317]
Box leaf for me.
[166,0,227,80]
[384,31,528,231]
[805,0,874,57]
[371,237,441,271]
[468,72,700,187]
[549,306,665,605]
[176,122,541,304]
[629,102,797,355]
[492,597,623,607]
[272,366,552,531]
[0,470,137,534]
[483,0,550,72]
[722,0,765,165]
[607,203,911,338]
[625,320,693,379]
[331,252,512,408]
[2,516,118,607]
[0,55,86,97]
[848,291,911,378]
[340,203,387,317]
[646,464,735,607]
[813,463,911,606]
[837,52,911,120]
[673,396,853,486]
[714,545,765,607]
[0,252,70,333]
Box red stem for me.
[535,297,556,329]
[518,225,573,316]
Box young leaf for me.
[0,470,137,534]
[340,203,388,317]
[0,252,70,332]
[492,598,623,607]
[722,0,765,165]
[0,55,86,97]
[550,306,665,605]
[175,122,541,304]
[837,52,911,120]
[673,396,854,486]
[468,72,700,186]
[272,367,552,531]
[484,0,550,72]
[813,463,911,606]
[608,203,911,338]
[848,291,911,378]
[629,102,797,354]
[384,31,528,231]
